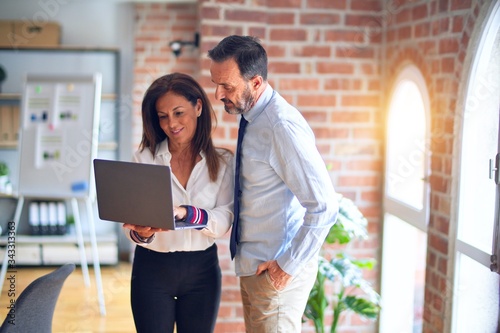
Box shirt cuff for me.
[181,205,208,226]
[130,230,155,244]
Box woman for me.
[122,73,233,333]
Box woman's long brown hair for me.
[139,73,228,182]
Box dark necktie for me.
[230,116,248,259]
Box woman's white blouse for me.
[124,140,234,253]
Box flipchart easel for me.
[0,74,106,315]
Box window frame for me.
[380,64,431,332]
[383,64,431,233]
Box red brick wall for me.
[133,3,199,147]
[131,0,494,332]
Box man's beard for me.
[223,84,255,115]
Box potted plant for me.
[303,194,381,333]
[0,162,9,193]
[0,162,8,177]
[65,214,75,235]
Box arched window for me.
[380,65,430,333]
[452,2,500,332]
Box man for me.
[208,35,338,333]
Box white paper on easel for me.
[18,73,102,199]
[57,82,82,127]
[34,126,64,169]
[23,83,54,130]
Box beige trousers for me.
[239,259,318,333]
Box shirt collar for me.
[156,139,206,160]
[242,84,274,123]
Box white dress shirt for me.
[236,85,338,277]
[125,140,234,252]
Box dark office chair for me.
[0,263,75,333]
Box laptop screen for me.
[93,159,177,230]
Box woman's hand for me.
[122,224,167,238]
[174,206,188,221]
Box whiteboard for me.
[17,74,102,199]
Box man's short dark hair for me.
[208,35,268,81]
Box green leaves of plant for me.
[303,193,381,332]
[0,162,9,176]
[325,194,368,245]
[304,270,328,333]
[343,296,381,319]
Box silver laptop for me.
[93,159,200,230]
